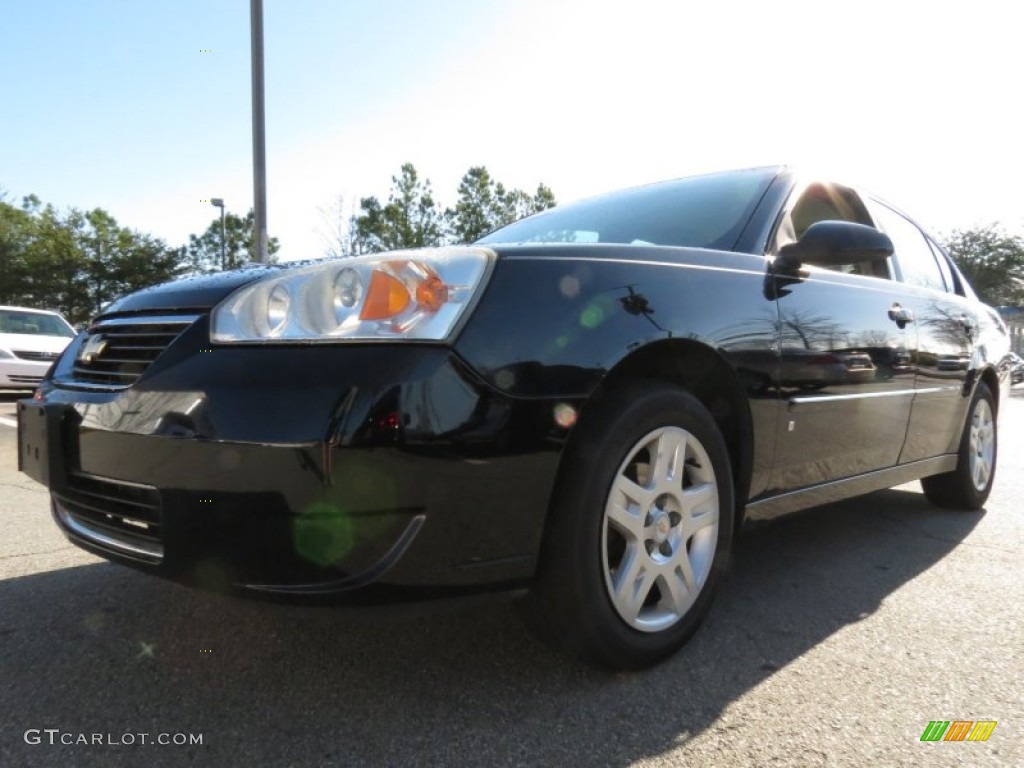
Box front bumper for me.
[0,358,51,389]
[20,324,570,601]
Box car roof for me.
[0,305,65,316]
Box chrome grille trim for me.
[55,500,164,562]
[13,350,62,362]
[64,314,199,390]
[53,472,163,563]
[84,314,201,327]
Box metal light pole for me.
[210,198,226,270]
[250,0,268,263]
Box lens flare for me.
[553,402,578,428]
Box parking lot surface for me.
[1,390,1021,767]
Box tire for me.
[529,380,734,670]
[921,382,997,510]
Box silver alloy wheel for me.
[601,426,719,633]
[969,398,995,492]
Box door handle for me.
[888,303,914,327]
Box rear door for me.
[867,201,974,461]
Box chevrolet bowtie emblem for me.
[77,334,108,364]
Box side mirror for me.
[775,220,893,272]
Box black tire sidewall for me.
[955,382,997,508]
[534,381,735,669]
[921,381,997,510]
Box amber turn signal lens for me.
[415,275,449,312]
[360,270,410,320]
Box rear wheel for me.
[530,381,734,670]
[921,382,997,510]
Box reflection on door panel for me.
[769,270,915,491]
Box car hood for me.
[0,332,73,354]
[101,264,288,316]
[98,245,759,319]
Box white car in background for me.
[0,306,76,390]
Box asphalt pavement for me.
[0,389,1021,767]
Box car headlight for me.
[0,348,14,360]
[211,247,494,343]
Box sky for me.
[1,0,1021,262]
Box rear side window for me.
[870,203,946,292]
[927,238,963,296]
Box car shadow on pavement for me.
[0,489,982,767]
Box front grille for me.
[13,350,61,362]
[54,473,163,563]
[7,374,43,385]
[69,314,198,390]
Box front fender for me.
[454,248,779,398]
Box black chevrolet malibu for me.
[18,167,1011,669]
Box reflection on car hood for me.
[102,264,289,315]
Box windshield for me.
[0,309,75,337]
[478,168,777,250]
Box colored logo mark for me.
[920,720,997,742]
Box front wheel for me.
[530,381,734,670]
[921,382,997,510]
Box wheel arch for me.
[978,365,1000,415]
[566,338,754,532]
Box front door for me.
[765,182,916,492]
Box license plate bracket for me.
[17,400,68,488]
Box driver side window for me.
[772,182,890,278]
